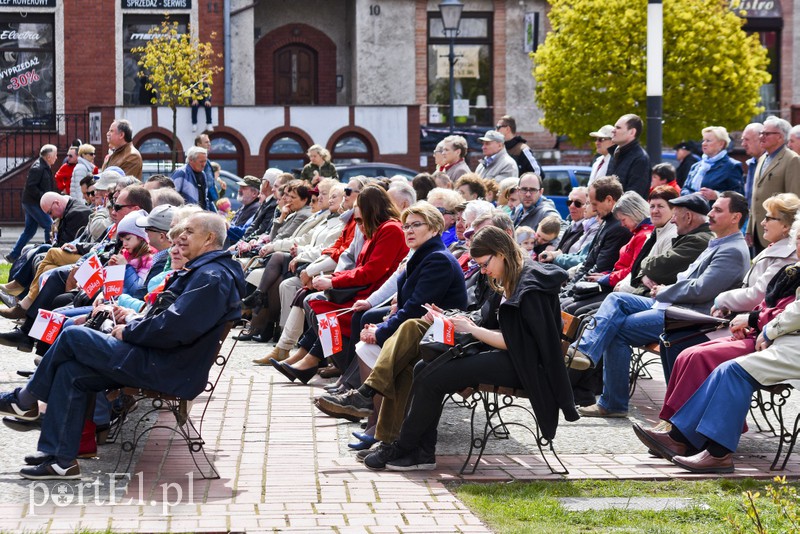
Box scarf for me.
[684,150,728,192]
[764,263,800,307]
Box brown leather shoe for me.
[0,305,26,320]
[632,423,689,460]
[672,450,734,474]
[578,404,627,418]
[253,347,290,365]
[318,365,342,379]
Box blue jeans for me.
[26,326,139,461]
[670,361,759,453]
[10,202,52,259]
[575,293,665,412]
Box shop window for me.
[0,15,55,129]
[123,15,189,106]
[267,135,308,173]
[332,134,371,164]
[426,12,492,127]
[209,135,242,176]
[136,134,178,178]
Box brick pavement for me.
[0,332,799,532]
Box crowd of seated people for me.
[3,112,800,480]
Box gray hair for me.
[612,191,651,224]
[388,180,417,207]
[463,199,495,223]
[790,124,800,140]
[763,116,792,142]
[791,210,800,241]
[426,187,463,211]
[187,212,226,249]
[186,146,208,161]
[151,188,185,208]
[262,168,283,186]
[40,144,57,157]
[472,208,515,234]
[743,122,764,135]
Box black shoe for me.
[284,364,319,385]
[0,388,39,421]
[356,442,387,463]
[273,361,297,382]
[20,458,81,480]
[385,449,437,471]
[364,442,406,471]
[316,389,374,420]
[24,451,53,466]
[234,330,257,341]
[313,398,363,423]
[3,415,42,432]
[0,328,33,352]
[251,333,271,343]
[4,254,17,264]
[241,290,264,308]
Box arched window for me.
[209,135,243,176]
[136,135,176,178]
[267,135,308,173]
[331,134,372,164]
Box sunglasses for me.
[436,207,455,216]
[567,199,584,208]
[112,203,135,211]
[86,190,95,197]
[344,188,360,196]
[85,152,95,156]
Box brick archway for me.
[255,23,337,105]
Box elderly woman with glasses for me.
[70,144,97,204]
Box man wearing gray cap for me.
[135,205,176,287]
[565,192,750,418]
[474,130,518,180]
[227,175,262,243]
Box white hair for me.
[186,146,208,161]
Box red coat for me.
[606,222,653,287]
[321,214,357,262]
[310,219,408,337]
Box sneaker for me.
[386,449,437,472]
[0,388,39,421]
[356,441,386,463]
[316,389,374,420]
[205,124,214,132]
[364,442,405,471]
[0,288,17,309]
[19,458,81,480]
[24,451,53,466]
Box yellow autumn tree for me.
[533,0,770,146]
[133,20,221,169]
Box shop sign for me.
[121,0,190,8]
[435,45,480,79]
[731,0,781,18]
[0,0,56,7]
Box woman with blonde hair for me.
[301,144,338,184]
[681,126,743,198]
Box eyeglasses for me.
[477,255,493,270]
[85,152,95,156]
[86,190,95,197]
[45,201,57,216]
[594,137,611,142]
[344,188,359,196]
[436,207,454,216]
[495,124,508,129]
[760,131,781,137]
[567,199,584,208]
[764,215,782,222]
[402,221,427,232]
[112,203,135,211]
[519,187,540,195]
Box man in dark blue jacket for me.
[608,114,650,199]
[0,213,244,480]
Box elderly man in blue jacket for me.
[565,192,751,418]
[0,212,244,480]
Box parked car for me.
[541,165,593,219]
[334,163,418,182]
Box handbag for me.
[325,284,370,304]
[660,306,729,347]
[572,281,606,301]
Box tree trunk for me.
[170,105,178,172]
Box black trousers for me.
[396,350,521,454]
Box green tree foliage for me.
[133,20,221,168]
[532,0,770,146]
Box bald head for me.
[40,192,70,219]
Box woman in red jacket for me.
[274,185,409,384]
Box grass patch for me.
[0,263,9,284]
[455,478,797,533]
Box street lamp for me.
[439,0,464,133]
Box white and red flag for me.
[74,253,104,298]
[428,309,455,346]
[103,265,126,299]
[318,311,344,357]
[29,310,67,344]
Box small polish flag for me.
[429,310,455,346]
[318,311,344,357]
[74,253,104,298]
[103,265,126,299]
[29,310,67,344]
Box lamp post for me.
[439,0,464,133]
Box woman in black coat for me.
[362,226,580,471]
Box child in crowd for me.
[517,216,562,260]
[516,226,537,257]
[108,210,155,295]
[216,197,233,219]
